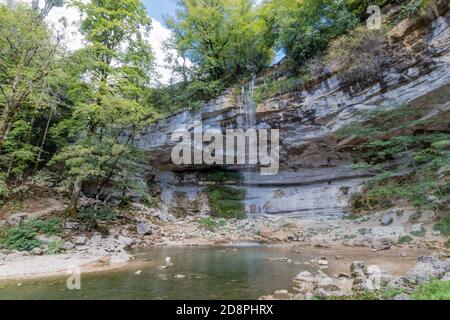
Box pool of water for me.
[0,245,328,300]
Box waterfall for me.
[239,78,259,215]
[240,78,257,129]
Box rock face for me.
[131,14,450,219]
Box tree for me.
[166,0,274,82]
[265,0,358,68]
[0,1,64,149]
[51,0,155,214]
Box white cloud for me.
[46,4,85,51]
[148,19,175,85]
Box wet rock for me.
[295,271,313,280]
[109,252,131,265]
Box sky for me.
[143,0,178,24]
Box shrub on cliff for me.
[339,105,450,214]
[207,186,246,220]
[325,26,388,84]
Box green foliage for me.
[198,217,227,231]
[268,0,358,68]
[253,77,303,103]
[0,217,62,252]
[398,235,413,244]
[382,287,407,299]
[0,174,9,204]
[325,26,387,84]
[150,79,226,113]
[203,170,243,184]
[27,218,61,235]
[77,207,117,222]
[339,105,450,214]
[48,0,157,210]
[410,279,450,300]
[397,0,426,21]
[345,0,401,19]
[46,238,64,255]
[207,186,246,219]
[0,2,67,182]
[324,279,450,300]
[411,226,427,237]
[166,0,274,83]
[0,224,41,251]
[434,214,450,237]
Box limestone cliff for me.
[132,12,450,219]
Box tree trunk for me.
[67,177,82,216]
[34,108,53,171]
[0,105,14,149]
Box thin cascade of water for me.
[240,78,259,215]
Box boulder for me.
[31,247,44,256]
[441,273,450,281]
[417,256,438,264]
[352,278,375,292]
[294,271,314,283]
[388,18,421,42]
[137,223,152,236]
[5,213,28,227]
[63,221,79,230]
[73,236,87,246]
[410,224,426,236]
[116,235,135,248]
[372,238,392,251]
[381,214,394,226]
[350,261,365,275]
[61,242,76,251]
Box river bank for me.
[0,199,448,284]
